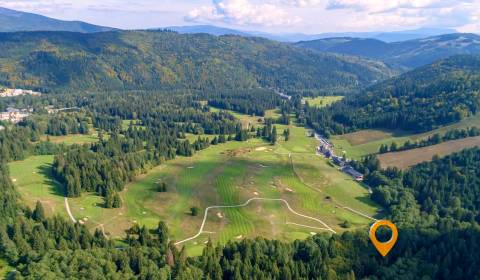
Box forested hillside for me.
[296,33,480,68]
[306,55,480,135]
[0,30,393,94]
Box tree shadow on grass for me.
[38,163,66,197]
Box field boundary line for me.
[342,206,377,221]
[175,197,336,245]
[285,222,330,231]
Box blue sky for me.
[1,0,479,33]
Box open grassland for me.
[304,96,344,107]
[9,155,67,217]
[331,130,412,159]
[113,113,379,255]
[378,136,480,169]
[8,155,120,233]
[331,114,480,159]
[39,133,99,145]
[209,107,280,129]
[10,109,380,257]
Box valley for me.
[0,7,479,277]
[8,109,379,256]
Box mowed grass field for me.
[9,155,120,234]
[39,133,99,145]
[112,110,379,255]
[378,136,480,169]
[331,114,480,160]
[304,96,344,107]
[9,155,67,218]
[9,109,380,257]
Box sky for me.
[0,0,479,34]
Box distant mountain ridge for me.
[295,33,480,68]
[166,25,458,43]
[0,7,115,33]
[0,30,394,94]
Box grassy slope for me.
[120,110,379,255]
[9,155,67,217]
[378,136,480,169]
[331,114,480,159]
[303,96,344,107]
[9,109,380,257]
[39,133,99,145]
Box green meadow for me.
[9,109,380,257]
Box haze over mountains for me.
[167,25,458,43]
[0,6,462,43]
[295,33,480,68]
[0,7,114,33]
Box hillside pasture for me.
[10,109,380,257]
[39,133,99,145]
[9,155,67,217]
[304,96,344,108]
[378,136,480,169]
[114,117,379,255]
[331,114,480,159]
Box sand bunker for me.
[255,147,267,151]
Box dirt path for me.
[64,197,77,223]
[174,197,337,245]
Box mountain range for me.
[0,7,114,33]
[0,31,393,94]
[295,33,480,68]
[0,6,461,43]
[166,25,458,43]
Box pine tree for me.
[271,126,278,145]
[32,201,45,221]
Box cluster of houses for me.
[0,107,31,123]
[0,88,41,98]
[315,133,364,181]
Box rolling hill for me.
[165,25,455,43]
[0,7,114,33]
[0,30,393,94]
[306,55,480,135]
[296,33,480,68]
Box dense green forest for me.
[1,88,480,278]
[1,29,480,279]
[1,152,480,279]
[0,30,393,95]
[306,55,480,136]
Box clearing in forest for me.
[9,109,380,257]
[303,96,344,108]
[331,114,480,159]
[378,136,480,169]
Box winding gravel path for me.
[64,197,77,223]
[174,197,336,245]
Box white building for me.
[0,88,41,98]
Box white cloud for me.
[186,0,301,26]
[324,0,480,31]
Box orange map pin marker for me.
[369,220,398,257]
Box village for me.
[314,132,364,181]
[0,107,32,124]
[0,88,41,98]
[0,88,41,125]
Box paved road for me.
[174,197,337,245]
